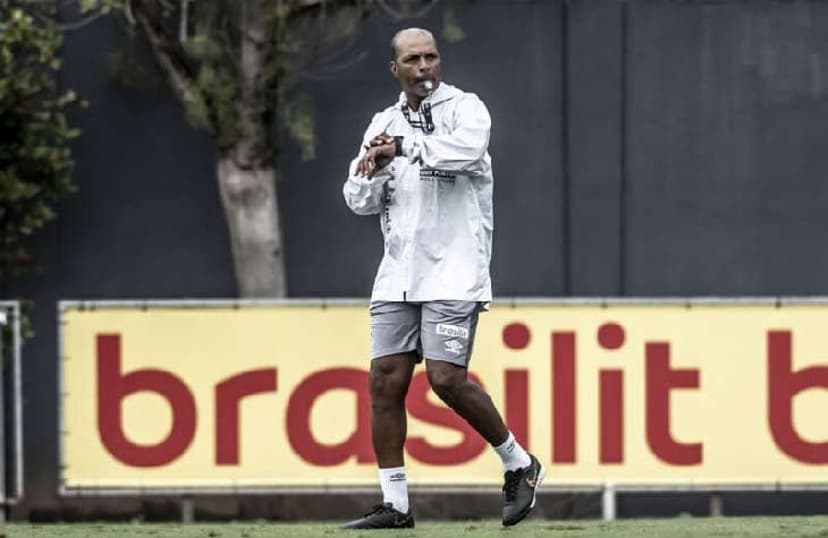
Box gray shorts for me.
[370,301,484,367]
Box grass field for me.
[0,517,826,537]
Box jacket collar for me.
[397,81,461,110]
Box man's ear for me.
[390,61,398,78]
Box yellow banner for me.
[60,302,828,490]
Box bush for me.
[0,0,81,281]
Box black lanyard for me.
[401,102,435,134]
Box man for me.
[341,28,544,529]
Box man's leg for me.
[421,301,545,527]
[424,358,508,444]
[425,360,533,470]
[342,302,419,530]
[343,352,418,530]
[370,353,418,468]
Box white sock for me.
[379,466,409,513]
[494,431,532,471]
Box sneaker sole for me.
[504,463,546,526]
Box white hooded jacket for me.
[343,82,493,303]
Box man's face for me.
[391,33,442,98]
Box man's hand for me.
[366,133,395,148]
[357,134,396,178]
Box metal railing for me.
[0,301,23,520]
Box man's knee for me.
[370,355,414,401]
[425,360,466,401]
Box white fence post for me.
[602,483,617,521]
[0,309,6,521]
[710,492,723,517]
[181,495,195,523]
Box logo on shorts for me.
[444,339,464,355]
[437,323,469,339]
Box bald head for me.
[391,28,437,60]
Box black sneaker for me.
[341,502,415,529]
[502,453,545,526]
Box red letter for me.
[286,368,374,466]
[598,322,625,463]
[552,332,576,463]
[406,372,487,465]
[645,342,702,465]
[215,369,278,465]
[600,370,624,464]
[505,369,530,448]
[503,322,532,449]
[97,334,196,467]
[768,330,828,463]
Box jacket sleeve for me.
[343,112,394,215]
[402,94,490,174]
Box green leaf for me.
[442,7,466,44]
[280,95,315,161]
[79,0,100,13]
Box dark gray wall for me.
[568,0,828,296]
[624,1,828,295]
[4,0,828,518]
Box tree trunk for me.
[216,157,286,298]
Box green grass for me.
[0,517,827,538]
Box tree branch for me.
[128,0,218,134]
[234,0,274,168]
[40,10,108,31]
[375,0,439,22]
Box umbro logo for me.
[444,339,464,354]
[389,473,406,482]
